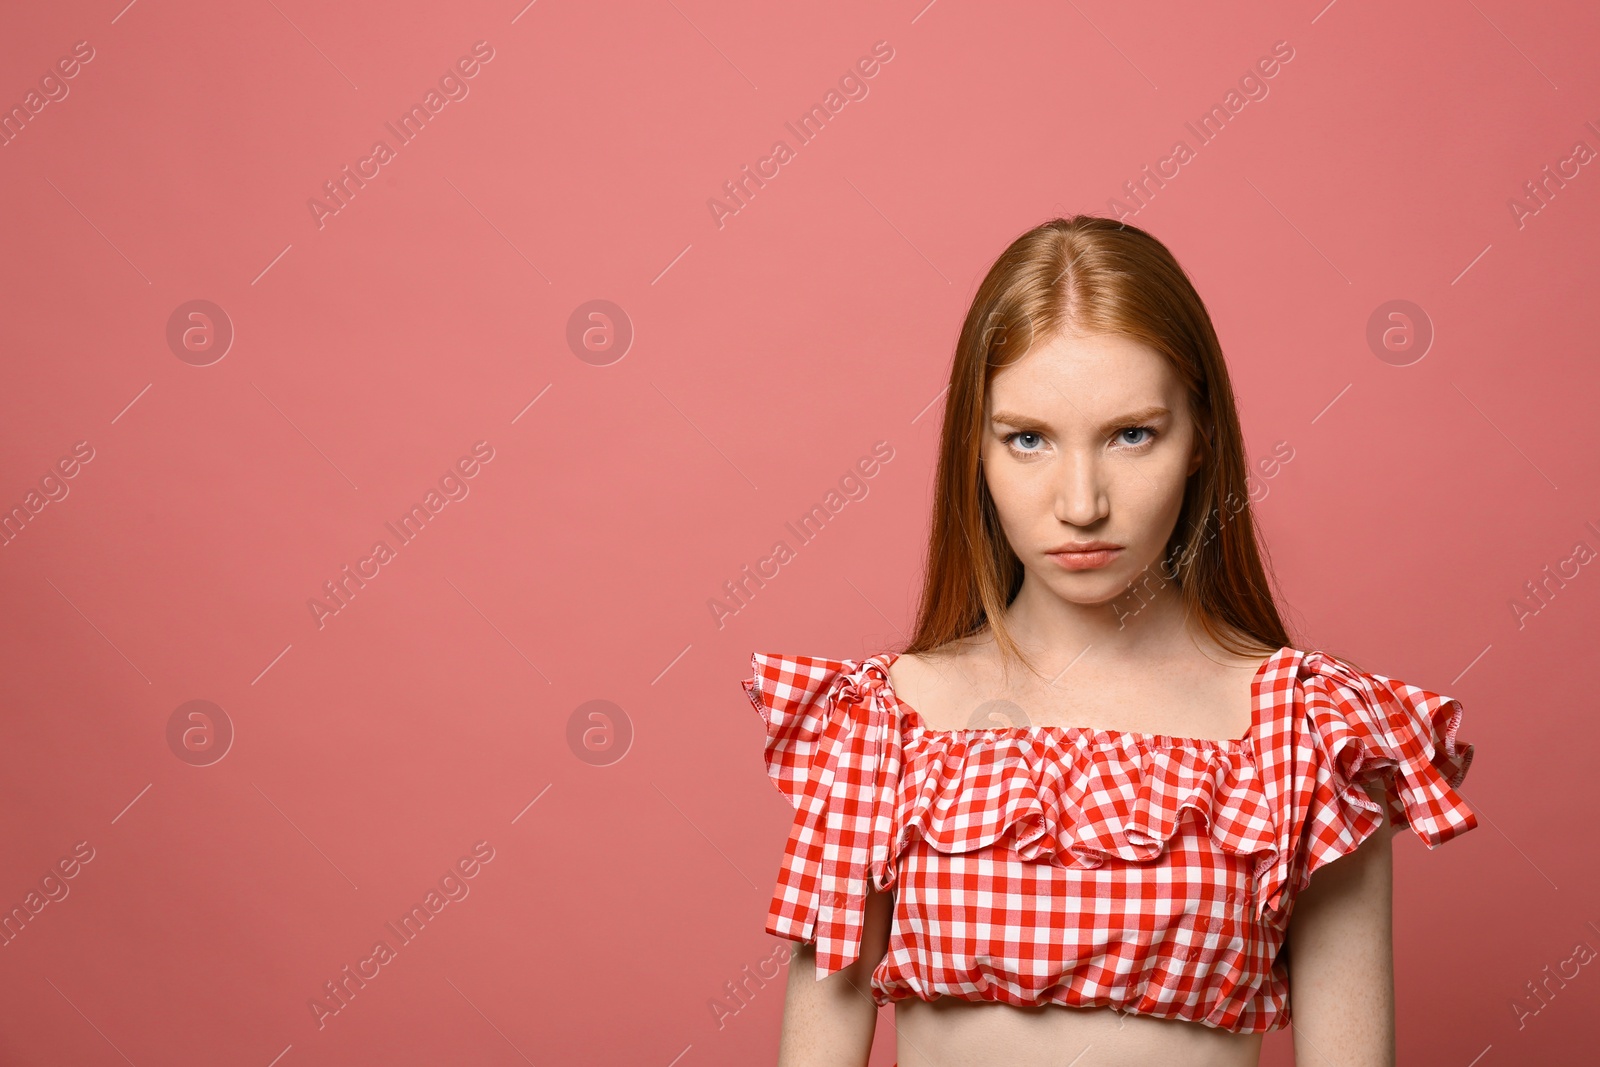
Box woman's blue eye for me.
[1004,431,1043,452]
[1118,426,1156,447]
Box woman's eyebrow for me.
[990,406,1171,433]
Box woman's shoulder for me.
[884,634,994,726]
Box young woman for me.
[741,216,1477,1067]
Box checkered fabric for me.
[741,645,1477,1033]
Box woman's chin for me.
[1044,574,1128,607]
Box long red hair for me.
[904,215,1295,672]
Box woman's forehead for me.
[989,335,1183,415]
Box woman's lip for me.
[1046,548,1122,570]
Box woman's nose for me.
[1053,452,1109,526]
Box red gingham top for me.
[741,645,1477,1032]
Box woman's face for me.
[981,330,1205,607]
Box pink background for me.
[0,1,1593,1064]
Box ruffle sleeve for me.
[1252,649,1478,929]
[742,651,901,979]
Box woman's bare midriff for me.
[893,997,1264,1067]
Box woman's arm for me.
[777,885,894,1067]
[1287,777,1398,1067]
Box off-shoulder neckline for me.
[877,646,1296,751]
